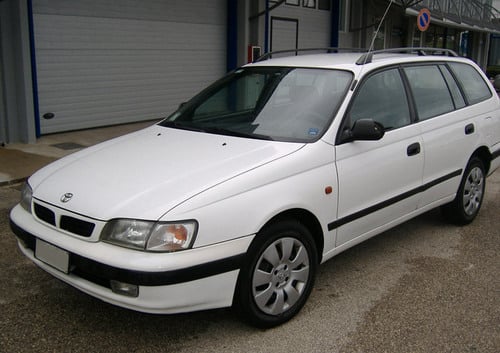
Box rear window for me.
[448,62,492,105]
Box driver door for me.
[333,67,424,247]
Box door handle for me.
[407,142,421,156]
[465,123,475,135]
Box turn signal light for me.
[110,280,139,297]
[167,224,187,242]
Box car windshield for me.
[159,67,353,142]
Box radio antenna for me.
[362,0,394,65]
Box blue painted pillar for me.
[27,0,41,137]
[227,0,238,71]
[264,0,270,53]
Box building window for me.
[303,0,316,8]
[285,0,300,6]
[318,0,331,11]
[339,0,348,32]
[350,0,362,32]
[412,25,422,46]
[373,22,385,49]
[445,28,458,52]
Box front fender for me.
[165,141,338,252]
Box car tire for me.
[235,219,318,328]
[441,157,486,225]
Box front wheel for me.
[235,220,318,328]
[442,157,486,225]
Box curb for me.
[0,177,27,188]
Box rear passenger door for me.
[334,67,424,247]
[402,63,494,208]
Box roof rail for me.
[356,47,459,65]
[255,47,366,62]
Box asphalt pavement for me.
[0,170,499,353]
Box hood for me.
[30,125,303,220]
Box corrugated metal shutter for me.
[271,18,298,52]
[33,0,226,134]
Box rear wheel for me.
[235,220,317,328]
[442,157,486,225]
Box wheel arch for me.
[233,209,322,327]
[471,146,492,174]
[259,208,324,263]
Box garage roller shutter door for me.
[33,0,226,134]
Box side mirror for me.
[349,119,385,141]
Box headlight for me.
[20,182,33,213]
[101,219,197,252]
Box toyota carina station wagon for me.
[10,48,500,327]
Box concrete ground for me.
[0,123,499,352]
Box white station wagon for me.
[10,48,500,327]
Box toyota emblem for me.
[60,193,73,203]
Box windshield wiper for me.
[161,121,273,140]
[202,126,274,141]
[160,121,207,132]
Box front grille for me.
[33,202,97,238]
[60,216,95,237]
[34,203,56,226]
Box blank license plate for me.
[35,239,69,274]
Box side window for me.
[349,68,411,130]
[439,65,466,110]
[403,65,454,121]
[448,62,492,105]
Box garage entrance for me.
[32,0,227,134]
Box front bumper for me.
[9,204,254,314]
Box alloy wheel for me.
[251,237,310,315]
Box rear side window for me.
[449,62,492,104]
[349,68,411,130]
[403,65,454,121]
[439,65,466,110]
